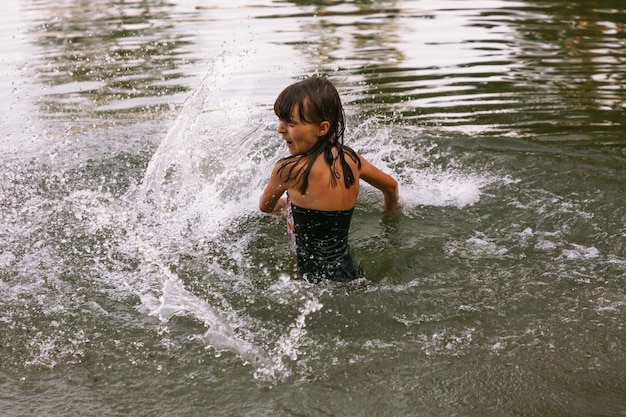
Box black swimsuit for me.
[287,197,358,283]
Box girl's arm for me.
[259,163,287,213]
[359,156,400,212]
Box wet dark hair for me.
[274,76,361,195]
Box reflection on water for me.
[270,0,626,141]
[26,0,199,128]
[510,1,626,137]
[14,0,626,142]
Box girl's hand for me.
[383,197,400,213]
[382,186,400,212]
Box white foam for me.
[398,168,491,209]
[445,234,510,259]
[349,123,501,211]
[559,244,600,260]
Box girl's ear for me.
[318,121,331,137]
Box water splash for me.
[254,289,325,382]
[351,123,501,210]
[150,272,271,367]
[126,55,326,377]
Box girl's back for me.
[286,146,361,211]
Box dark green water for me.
[1,0,624,416]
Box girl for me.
[259,77,399,282]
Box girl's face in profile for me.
[277,104,327,155]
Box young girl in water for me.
[259,76,399,283]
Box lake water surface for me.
[1,0,625,416]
